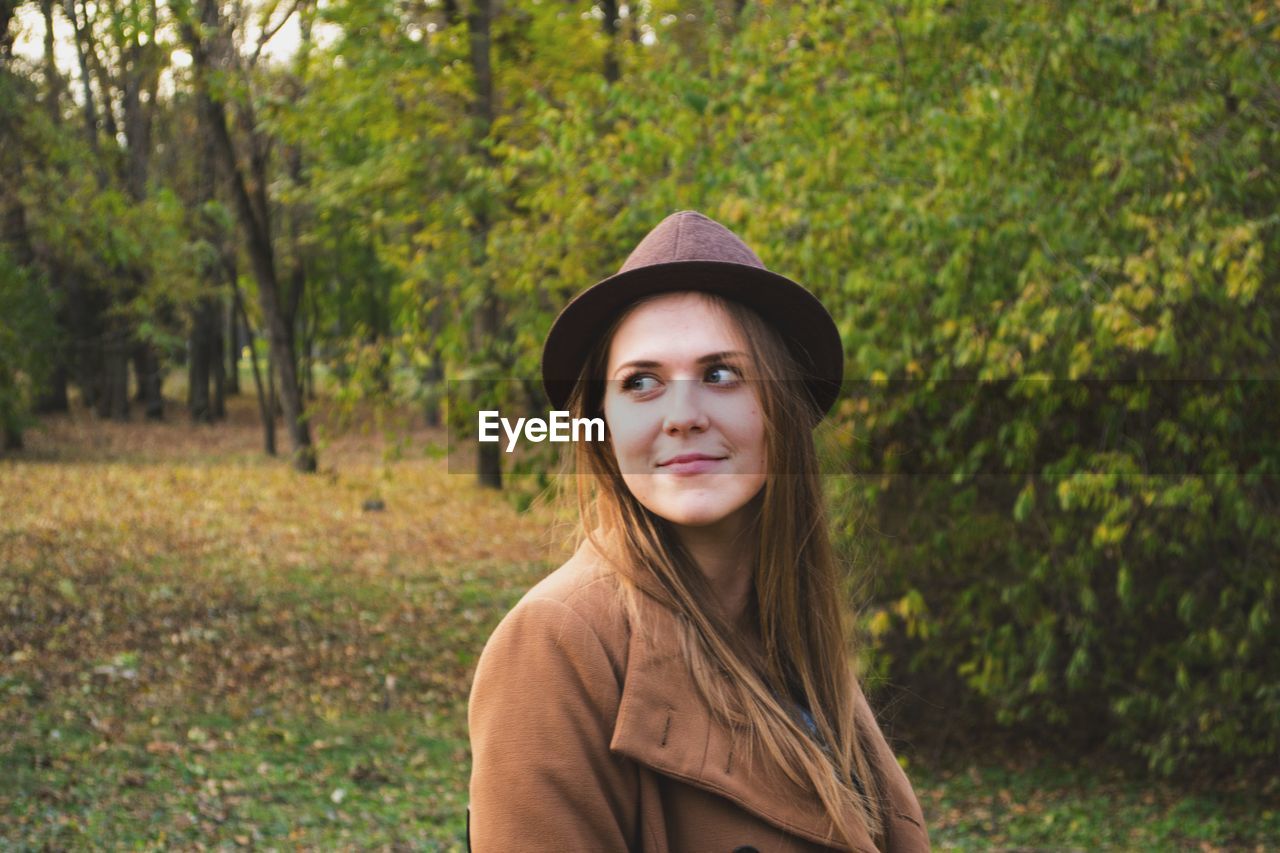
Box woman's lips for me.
[657,454,726,475]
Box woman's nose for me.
[662,382,710,435]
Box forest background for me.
[2,0,1279,847]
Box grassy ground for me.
[910,759,1277,850]
[2,394,1276,850]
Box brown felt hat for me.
[541,210,844,418]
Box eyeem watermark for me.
[478,410,605,453]
[448,378,1279,475]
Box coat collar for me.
[607,592,880,852]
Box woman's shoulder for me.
[481,539,632,675]
[521,539,621,608]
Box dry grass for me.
[7,395,562,575]
[1,393,562,849]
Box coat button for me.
[732,847,760,853]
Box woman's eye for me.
[621,373,660,394]
[704,365,741,385]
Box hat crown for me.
[618,210,765,274]
[541,208,843,419]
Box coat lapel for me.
[608,596,879,852]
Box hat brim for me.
[541,260,843,418]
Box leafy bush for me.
[0,252,58,448]
[824,1,1280,775]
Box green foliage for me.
[822,0,1280,775]
[3,63,197,376]
[0,251,58,442]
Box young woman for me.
[468,211,929,852]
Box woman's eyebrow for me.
[611,351,747,379]
[696,350,747,365]
[612,359,661,379]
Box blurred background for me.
[2,0,1278,847]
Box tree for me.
[0,64,59,448]
[177,0,316,471]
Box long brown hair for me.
[565,292,885,846]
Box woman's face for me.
[602,292,767,534]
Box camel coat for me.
[467,543,930,852]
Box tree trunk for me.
[122,8,162,419]
[97,327,130,421]
[2,192,68,415]
[35,363,69,413]
[189,296,226,422]
[300,281,316,401]
[2,419,21,451]
[225,289,240,395]
[421,355,443,428]
[303,319,315,401]
[267,346,278,422]
[0,361,22,452]
[600,0,620,83]
[63,0,101,156]
[189,298,213,422]
[188,97,227,423]
[233,281,274,455]
[40,0,65,119]
[134,341,164,419]
[210,305,226,419]
[477,440,501,489]
[468,0,501,490]
[182,0,314,471]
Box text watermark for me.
[478,410,605,453]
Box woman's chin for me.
[653,499,751,531]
